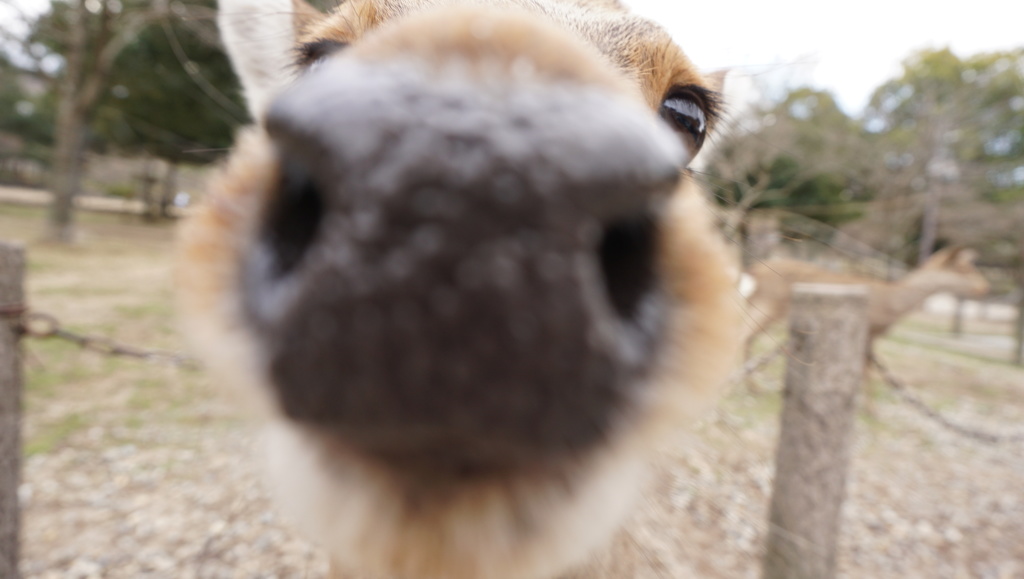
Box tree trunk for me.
[1015,291,1024,366]
[139,156,159,222]
[48,111,87,242]
[47,1,89,244]
[917,183,940,266]
[46,0,155,239]
[1016,229,1024,366]
[745,211,781,267]
[159,162,178,219]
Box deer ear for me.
[219,0,319,121]
[953,248,979,267]
[923,246,957,267]
[704,69,728,94]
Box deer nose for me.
[242,56,685,471]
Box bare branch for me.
[77,2,172,111]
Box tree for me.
[702,87,877,237]
[863,48,1024,264]
[52,0,174,240]
[94,2,243,164]
[11,0,172,241]
[92,0,245,218]
[0,12,56,172]
[2,0,243,231]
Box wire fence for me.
[869,351,1024,444]
[731,340,1024,446]
[16,311,200,369]
[5,305,1022,446]
[2,253,1022,579]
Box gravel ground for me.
[9,209,1023,578]
[22,419,330,579]
[20,344,1024,579]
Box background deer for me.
[742,246,991,360]
[176,0,741,577]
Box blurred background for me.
[0,0,1022,577]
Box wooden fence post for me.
[0,241,25,579]
[762,283,869,579]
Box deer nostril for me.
[260,157,325,278]
[597,211,658,323]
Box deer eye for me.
[660,89,710,155]
[297,39,348,70]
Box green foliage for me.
[705,87,873,227]
[0,59,55,162]
[866,48,1024,203]
[769,159,854,215]
[93,3,246,163]
[864,47,1024,262]
[1,0,244,166]
[104,182,136,199]
[25,413,86,456]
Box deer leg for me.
[744,334,762,394]
[860,349,877,417]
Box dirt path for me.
[0,186,190,217]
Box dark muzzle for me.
[242,57,684,471]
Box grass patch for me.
[883,333,1022,369]
[724,386,783,426]
[0,203,46,220]
[26,413,87,456]
[126,376,169,413]
[34,285,129,298]
[24,341,95,398]
[116,301,174,319]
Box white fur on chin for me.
[263,421,648,579]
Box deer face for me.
[177,1,740,577]
[922,247,991,298]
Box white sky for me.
[4,0,1022,115]
[626,0,1024,115]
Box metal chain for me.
[869,352,1024,445]
[14,310,201,369]
[0,302,26,320]
[8,304,1022,445]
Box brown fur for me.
[177,1,741,577]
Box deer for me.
[176,1,742,578]
[741,247,991,389]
